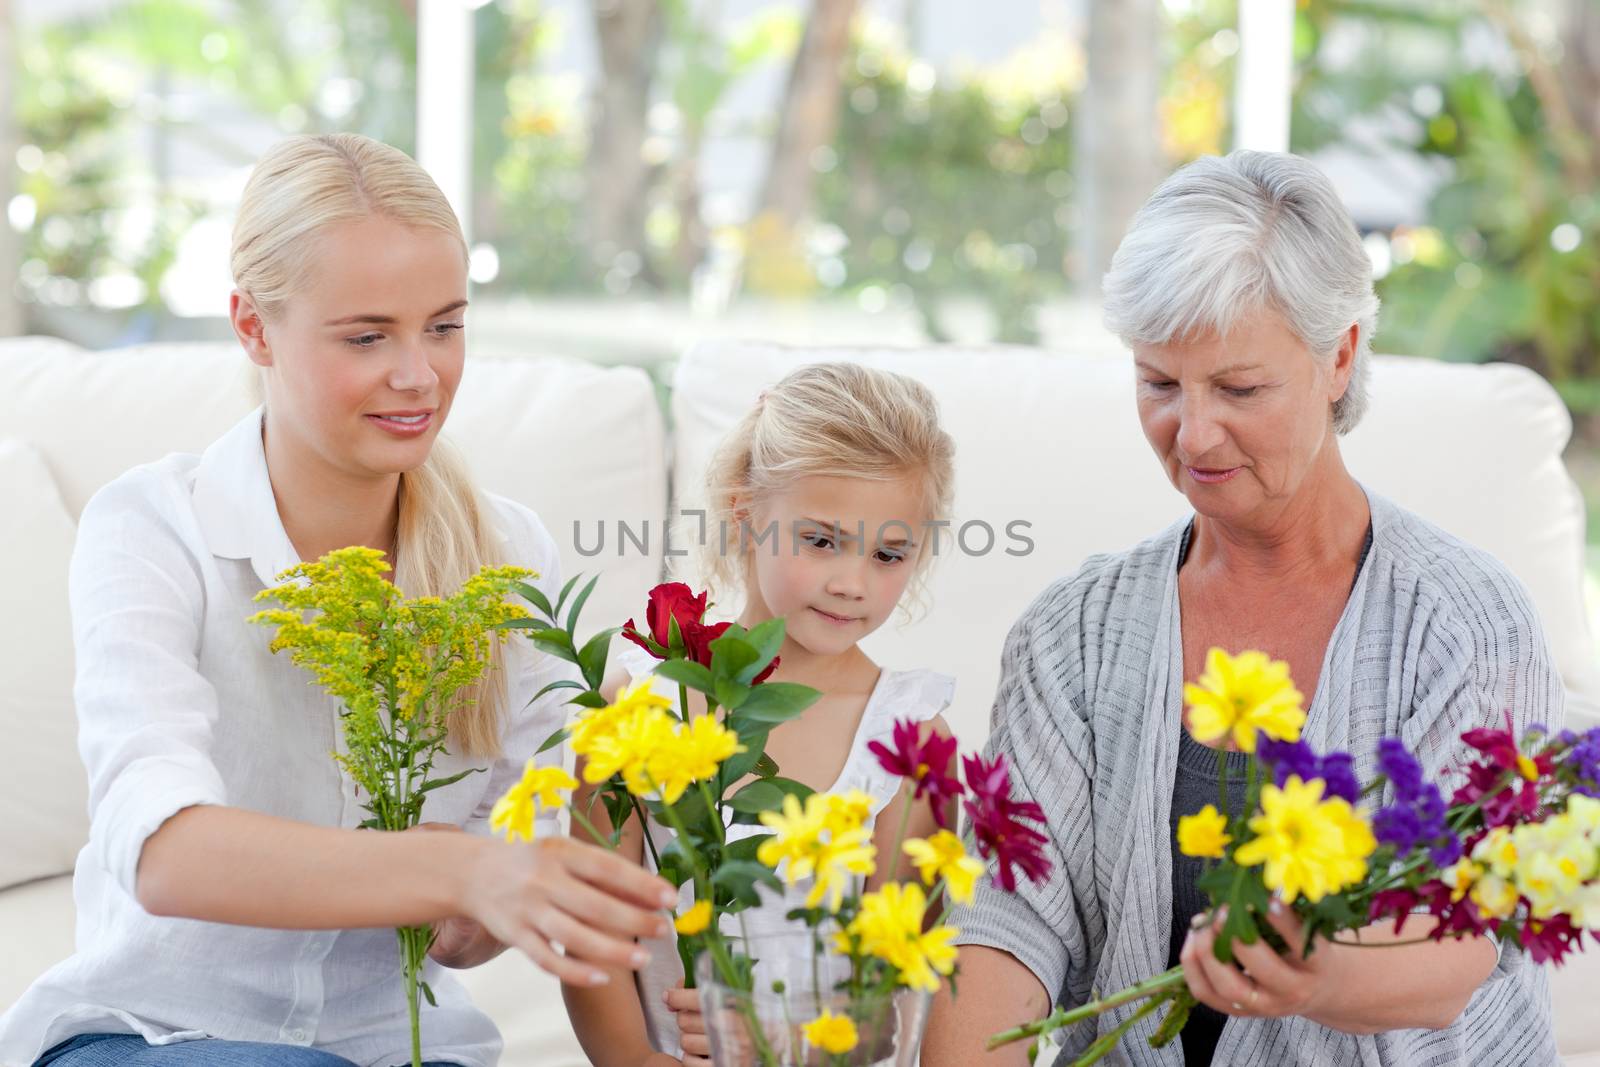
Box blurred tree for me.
[757,0,856,228]
[1077,0,1164,292]
[585,0,663,285]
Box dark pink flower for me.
[961,753,1052,892]
[868,719,960,828]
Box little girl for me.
[563,362,959,1067]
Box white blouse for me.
[0,409,575,1067]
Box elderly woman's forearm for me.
[1305,926,1497,1034]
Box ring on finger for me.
[1249,986,1260,1009]
[1230,1001,1243,1012]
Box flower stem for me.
[985,966,1188,1050]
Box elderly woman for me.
[924,151,1562,1066]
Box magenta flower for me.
[869,718,961,827]
[1451,713,1551,828]
[961,752,1052,892]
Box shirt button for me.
[285,1029,309,1043]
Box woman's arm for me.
[138,803,675,987]
[1182,904,1495,1033]
[561,747,684,1067]
[923,945,1051,1067]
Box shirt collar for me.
[192,406,301,589]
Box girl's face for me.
[1133,310,1355,528]
[742,474,927,658]
[234,214,468,480]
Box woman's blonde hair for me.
[699,362,955,619]
[232,132,506,758]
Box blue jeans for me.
[34,1034,462,1067]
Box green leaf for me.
[510,579,553,620]
[753,753,780,778]
[718,728,769,785]
[525,628,580,666]
[727,776,813,816]
[420,979,438,1008]
[570,690,609,709]
[709,633,759,683]
[554,573,582,618]
[654,658,715,694]
[731,682,820,723]
[743,616,786,672]
[657,838,697,889]
[565,574,601,638]
[536,726,571,755]
[533,678,587,703]
[712,860,783,908]
[724,833,774,863]
[419,766,484,793]
[576,627,616,690]
[714,678,752,710]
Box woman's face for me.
[236,214,468,480]
[1133,310,1354,526]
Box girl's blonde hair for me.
[699,362,955,617]
[232,132,506,758]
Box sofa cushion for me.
[671,342,1599,749]
[0,441,88,889]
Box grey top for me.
[957,490,1563,1066]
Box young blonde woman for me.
[563,363,961,1067]
[0,133,675,1067]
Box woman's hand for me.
[1180,903,1324,1020]
[405,823,498,968]
[664,980,712,1067]
[460,833,676,987]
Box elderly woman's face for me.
[1133,311,1351,523]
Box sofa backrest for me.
[0,337,667,889]
[671,341,1599,751]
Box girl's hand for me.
[664,980,712,1067]
[461,834,676,987]
[1180,903,1326,1020]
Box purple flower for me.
[1257,738,1360,803]
[1376,738,1425,798]
[1318,753,1361,805]
[1372,738,1460,862]
[1567,727,1600,798]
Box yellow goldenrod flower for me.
[490,761,578,843]
[903,830,986,905]
[846,882,958,992]
[803,1010,859,1054]
[1177,804,1232,860]
[1184,648,1305,754]
[1232,776,1374,903]
[674,899,713,936]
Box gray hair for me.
[1101,150,1378,435]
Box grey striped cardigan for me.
[957,491,1562,1066]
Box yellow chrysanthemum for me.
[903,830,986,905]
[1184,648,1306,754]
[1232,776,1374,903]
[1470,873,1520,920]
[674,899,713,936]
[573,680,745,804]
[1442,857,1482,903]
[846,882,958,992]
[673,713,746,786]
[489,762,578,843]
[803,1010,859,1054]
[570,679,674,760]
[824,789,875,835]
[1177,804,1232,860]
[758,792,877,912]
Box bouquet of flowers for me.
[249,547,531,1067]
[989,648,1600,1065]
[490,581,1054,1066]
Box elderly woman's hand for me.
[1180,902,1328,1021]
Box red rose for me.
[621,582,709,659]
[680,618,779,684]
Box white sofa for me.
[2,335,1597,1066]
